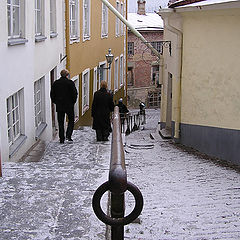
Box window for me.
[115,1,120,36]
[82,69,90,115]
[69,0,79,41]
[120,3,124,36]
[35,0,46,41]
[152,65,160,87]
[151,42,163,54]
[7,0,27,45]
[98,62,107,88]
[128,42,134,55]
[120,55,123,86]
[34,78,46,132]
[114,57,119,91]
[7,92,21,146]
[72,76,79,121]
[6,89,25,147]
[93,67,98,94]
[127,67,134,86]
[50,0,57,37]
[101,3,108,38]
[83,0,90,40]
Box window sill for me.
[101,34,108,39]
[35,35,47,42]
[8,38,28,46]
[50,32,58,38]
[70,37,80,44]
[82,105,89,116]
[83,36,90,42]
[35,122,47,139]
[9,135,27,158]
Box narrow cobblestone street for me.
[0,109,240,240]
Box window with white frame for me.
[93,67,98,94]
[72,76,79,121]
[35,0,45,37]
[82,69,90,115]
[69,0,79,41]
[120,3,124,36]
[7,0,27,44]
[50,0,57,36]
[120,55,123,86]
[83,0,90,40]
[34,78,45,131]
[115,1,120,36]
[101,3,108,38]
[7,90,22,146]
[98,62,107,88]
[114,57,119,91]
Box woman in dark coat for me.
[91,80,114,141]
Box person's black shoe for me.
[60,139,64,144]
[66,138,73,142]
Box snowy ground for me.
[0,109,240,240]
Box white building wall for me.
[0,1,65,163]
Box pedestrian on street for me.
[50,69,78,144]
[116,98,129,118]
[91,80,114,141]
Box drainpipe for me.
[161,14,183,141]
[100,0,161,59]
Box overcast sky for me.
[128,0,169,13]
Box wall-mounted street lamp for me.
[98,48,114,72]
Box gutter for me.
[159,12,183,141]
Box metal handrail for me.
[92,106,144,239]
[120,110,146,136]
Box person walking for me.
[50,69,78,143]
[117,98,129,117]
[91,80,114,141]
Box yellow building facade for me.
[65,0,128,127]
[159,1,240,165]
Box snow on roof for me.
[127,13,164,31]
[172,0,239,8]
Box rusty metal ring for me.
[92,181,143,226]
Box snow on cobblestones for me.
[0,109,240,239]
[124,109,240,240]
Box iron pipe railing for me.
[92,106,144,240]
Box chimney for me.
[137,0,146,15]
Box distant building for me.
[128,0,169,13]
[127,0,164,108]
[159,0,240,165]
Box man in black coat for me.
[91,80,114,141]
[50,69,78,143]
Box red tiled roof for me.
[169,0,206,8]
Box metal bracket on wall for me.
[144,41,172,56]
[161,41,172,56]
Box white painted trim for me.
[81,68,90,115]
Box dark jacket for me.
[50,77,78,112]
[117,102,129,115]
[91,88,114,130]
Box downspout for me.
[162,14,183,141]
[100,0,161,59]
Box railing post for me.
[111,193,124,239]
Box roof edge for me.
[169,0,206,8]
